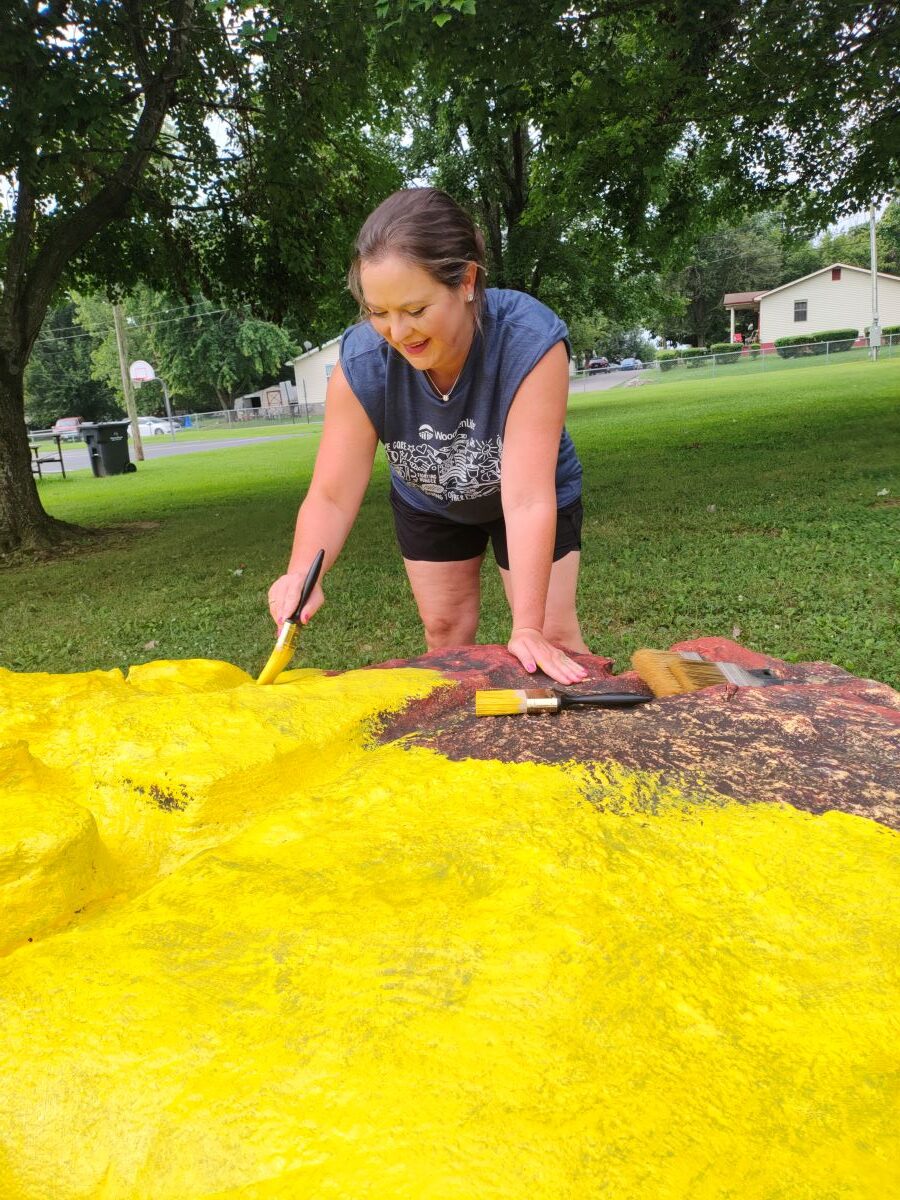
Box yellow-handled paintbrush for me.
[475,688,653,715]
[257,548,325,685]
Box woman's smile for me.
[360,254,475,384]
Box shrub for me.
[748,342,761,359]
[811,328,859,353]
[681,346,710,368]
[656,350,680,372]
[774,335,814,359]
[774,328,859,358]
[710,342,744,365]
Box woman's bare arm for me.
[269,363,378,625]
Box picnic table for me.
[29,433,66,480]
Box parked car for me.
[51,416,84,441]
[618,357,643,371]
[129,416,182,437]
[586,356,610,374]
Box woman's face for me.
[359,254,476,378]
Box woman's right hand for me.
[267,572,325,628]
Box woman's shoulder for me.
[483,289,568,358]
[339,317,386,364]
[484,288,565,335]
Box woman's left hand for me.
[507,627,589,686]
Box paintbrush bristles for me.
[630,649,687,697]
[669,660,729,691]
[474,689,529,716]
[631,649,751,696]
[257,644,296,685]
[474,689,562,715]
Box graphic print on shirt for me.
[385,418,501,503]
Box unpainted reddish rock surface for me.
[372,638,900,831]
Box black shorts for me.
[389,487,583,571]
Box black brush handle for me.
[288,548,325,624]
[560,691,653,709]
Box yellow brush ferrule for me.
[275,620,298,652]
[257,621,299,685]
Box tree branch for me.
[20,0,199,349]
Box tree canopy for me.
[1,0,897,551]
[73,289,298,415]
[0,0,397,549]
[24,303,122,428]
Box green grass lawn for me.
[642,342,896,384]
[4,357,898,686]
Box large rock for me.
[0,650,897,1198]
[376,638,900,829]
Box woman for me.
[268,188,589,686]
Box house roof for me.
[722,290,763,306]
[292,336,341,363]
[723,263,900,309]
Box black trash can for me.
[80,421,136,477]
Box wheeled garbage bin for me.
[80,421,136,477]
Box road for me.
[568,371,633,395]
[56,375,626,472]
[58,429,321,472]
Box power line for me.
[35,306,232,345]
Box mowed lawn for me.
[3,356,898,686]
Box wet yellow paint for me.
[0,660,897,1198]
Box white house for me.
[289,337,341,417]
[723,263,900,346]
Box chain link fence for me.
[178,401,325,430]
[571,334,898,386]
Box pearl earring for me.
[467,293,474,302]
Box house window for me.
[832,267,841,281]
[794,300,807,322]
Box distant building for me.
[289,338,341,417]
[723,263,900,346]
[233,380,297,416]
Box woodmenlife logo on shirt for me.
[387,418,501,502]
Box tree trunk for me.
[0,365,74,553]
[0,0,195,555]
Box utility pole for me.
[112,303,144,461]
[869,205,880,362]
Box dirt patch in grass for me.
[0,521,162,571]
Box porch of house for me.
[722,291,761,343]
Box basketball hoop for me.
[129,360,155,389]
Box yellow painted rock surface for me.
[0,660,897,1198]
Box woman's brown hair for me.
[348,188,487,322]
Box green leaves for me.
[375,0,476,31]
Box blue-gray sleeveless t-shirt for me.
[339,288,582,525]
